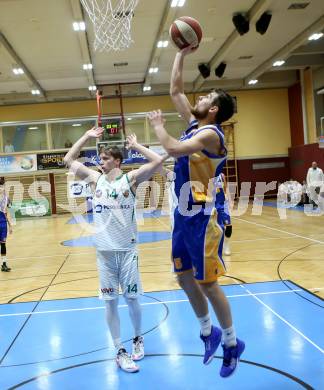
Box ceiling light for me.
[127,118,132,121]
[157,40,169,48]
[308,33,323,41]
[83,64,93,70]
[88,85,97,91]
[73,21,86,31]
[13,67,24,75]
[28,126,39,130]
[143,86,151,91]
[273,60,285,67]
[248,79,258,85]
[72,123,82,127]
[171,0,186,7]
[31,89,40,95]
[149,67,159,73]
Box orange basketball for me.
[169,16,202,50]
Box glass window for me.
[2,124,47,153]
[50,120,96,149]
[148,113,186,143]
[124,116,146,143]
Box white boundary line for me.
[0,287,323,318]
[239,284,324,354]
[234,217,324,245]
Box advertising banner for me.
[37,153,66,170]
[68,180,93,198]
[79,149,98,167]
[0,154,37,173]
[11,199,51,218]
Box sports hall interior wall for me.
[0,88,291,160]
[0,88,293,201]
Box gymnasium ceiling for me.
[0,0,324,106]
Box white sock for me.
[105,299,123,351]
[222,325,237,347]
[198,313,212,336]
[2,256,6,265]
[126,297,142,337]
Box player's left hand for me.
[147,110,166,129]
[126,134,138,150]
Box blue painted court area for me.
[0,281,323,389]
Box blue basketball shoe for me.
[220,338,245,378]
[200,325,222,365]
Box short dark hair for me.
[0,177,5,185]
[102,146,123,165]
[212,89,236,124]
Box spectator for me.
[299,180,309,205]
[64,139,73,148]
[4,140,14,153]
[306,161,324,208]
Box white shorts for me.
[96,249,142,300]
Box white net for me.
[80,0,138,51]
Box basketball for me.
[169,16,202,50]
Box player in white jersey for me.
[64,128,165,373]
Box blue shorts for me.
[0,221,7,242]
[218,209,231,226]
[172,206,226,283]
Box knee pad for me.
[1,242,6,255]
[225,225,232,238]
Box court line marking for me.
[0,287,323,318]
[234,217,324,245]
[239,284,324,354]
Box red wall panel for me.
[288,83,304,147]
[235,157,290,197]
[289,143,324,183]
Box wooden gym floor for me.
[1,202,323,304]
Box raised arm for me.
[126,135,165,187]
[126,133,171,180]
[170,45,197,124]
[148,110,220,158]
[63,127,103,185]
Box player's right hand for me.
[86,127,104,138]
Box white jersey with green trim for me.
[93,173,137,251]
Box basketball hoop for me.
[80,0,138,51]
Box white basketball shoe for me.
[132,336,144,361]
[116,348,139,373]
[223,238,231,256]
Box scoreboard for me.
[101,118,122,140]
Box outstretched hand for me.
[86,127,104,138]
[180,43,199,56]
[126,133,138,150]
[147,110,165,129]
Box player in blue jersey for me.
[217,173,232,256]
[148,45,245,378]
[0,177,13,272]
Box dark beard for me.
[191,106,209,120]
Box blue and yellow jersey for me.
[174,120,227,209]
